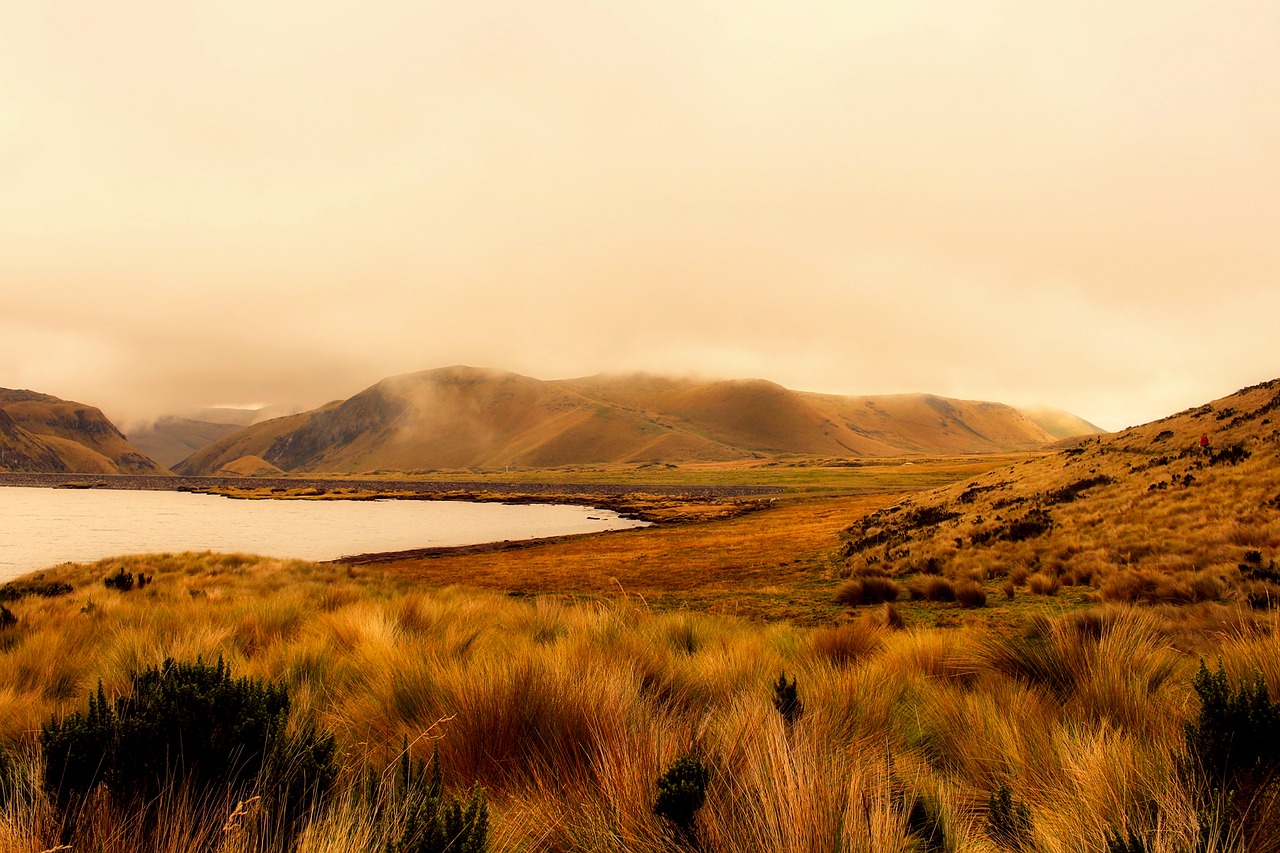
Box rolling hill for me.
[176,366,1090,475]
[0,389,169,475]
[123,416,244,468]
[837,377,1280,608]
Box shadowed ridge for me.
[0,388,169,474]
[0,407,70,472]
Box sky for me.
[2,1,1277,432]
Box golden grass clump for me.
[834,576,901,607]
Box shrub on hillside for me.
[1185,660,1280,846]
[0,580,73,602]
[40,657,335,842]
[103,567,150,591]
[654,753,709,835]
[772,671,803,726]
[834,576,901,606]
[986,784,1033,849]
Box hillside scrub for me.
[839,380,1280,620]
[0,553,1275,850]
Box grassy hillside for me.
[179,367,1078,475]
[0,408,69,472]
[837,378,1280,613]
[0,389,168,475]
[1017,405,1106,440]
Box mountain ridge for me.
[0,389,169,475]
[175,366,1097,475]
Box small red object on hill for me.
[1200,434,1210,449]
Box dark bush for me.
[0,605,15,628]
[380,740,488,853]
[0,580,73,602]
[654,753,709,834]
[1185,660,1280,798]
[1209,443,1251,466]
[40,657,335,841]
[103,568,135,592]
[986,784,1033,848]
[772,671,803,726]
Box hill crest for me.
[0,389,169,475]
[176,366,1089,475]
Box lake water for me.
[0,487,646,582]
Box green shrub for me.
[0,580,73,602]
[654,753,709,834]
[380,739,489,853]
[1185,659,1280,839]
[40,656,334,840]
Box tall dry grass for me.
[0,552,1273,850]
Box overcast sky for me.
[2,1,1277,431]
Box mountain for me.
[1016,406,1106,440]
[123,416,244,468]
[0,389,169,475]
[0,408,71,472]
[176,366,1083,475]
[838,377,1280,608]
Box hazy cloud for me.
[2,0,1277,431]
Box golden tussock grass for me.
[0,550,1277,847]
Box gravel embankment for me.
[0,472,780,499]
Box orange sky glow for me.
[2,1,1277,431]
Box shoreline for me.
[0,471,779,499]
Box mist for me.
[2,0,1277,432]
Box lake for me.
[0,486,646,582]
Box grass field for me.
[0,550,1275,852]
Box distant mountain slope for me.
[1016,406,1106,440]
[177,366,1075,475]
[174,408,333,475]
[124,416,243,468]
[838,377,1280,608]
[562,375,1059,456]
[0,389,169,475]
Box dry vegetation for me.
[840,380,1280,620]
[0,552,1278,851]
